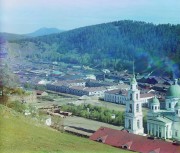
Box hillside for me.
[25,27,63,37]
[9,20,180,76]
[0,104,131,153]
[0,32,29,41]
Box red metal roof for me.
[89,127,180,153]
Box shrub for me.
[6,101,27,113]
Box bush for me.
[61,104,124,126]
[7,101,27,113]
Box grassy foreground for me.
[0,104,131,153]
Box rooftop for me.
[90,127,180,153]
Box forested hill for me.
[11,20,180,76]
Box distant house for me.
[90,127,180,153]
[46,79,120,97]
[104,89,154,106]
[104,89,128,104]
[86,79,117,87]
[67,86,108,97]
[95,73,105,81]
[60,111,72,116]
[36,90,48,96]
[152,84,169,93]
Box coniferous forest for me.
[9,20,180,76]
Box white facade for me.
[124,76,144,135]
[147,80,180,141]
[104,90,153,105]
[104,89,128,104]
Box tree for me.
[0,41,19,104]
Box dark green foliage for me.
[12,20,180,75]
[6,101,27,113]
[61,104,124,126]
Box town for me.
[1,45,180,152]
[1,1,180,152]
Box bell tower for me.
[124,62,144,134]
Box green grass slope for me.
[0,105,131,153]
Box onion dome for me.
[152,96,160,105]
[166,79,180,98]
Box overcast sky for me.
[1,0,180,34]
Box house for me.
[36,90,48,96]
[104,88,154,106]
[86,79,117,87]
[46,79,120,97]
[60,111,72,116]
[104,89,128,104]
[68,86,108,97]
[90,127,180,153]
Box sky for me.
[0,0,180,34]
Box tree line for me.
[62,104,124,126]
[12,20,180,76]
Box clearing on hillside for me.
[0,104,132,153]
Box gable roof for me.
[90,127,180,153]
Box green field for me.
[0,104,131,153]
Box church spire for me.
[131,60,137,85]
[133,60,135,77]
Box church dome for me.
[175,101,180,109]
[151,96,160,105]
[166,79,180,98]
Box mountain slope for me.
[25,27,63,37]
[10,20,180,76]
[0,32,29,41]
[0,104,130,153]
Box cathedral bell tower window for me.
[176,110,178,115]
[129,119,131,129]
[130,94,132,100]
[129,104,132,113]
[136,94,138,100]
[136,104,139,112]
[175,131,178,137]
[137,120,140,129]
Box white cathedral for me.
[124,75,180,141]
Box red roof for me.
[140,93,154,98]
[89,127,180,153]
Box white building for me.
[104,89,128,104]
[104,86,153,105]
[124,75,144,134]
[147,79,180,140]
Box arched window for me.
[130,94,132,100]
[176,110,178,115]
[136,94,138,100]
[129,104,132,113]
[175,131,178,137]
[169,103,171,108]
[129,119,131,129]
[137,120,140,129]
[136,104,139,112]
